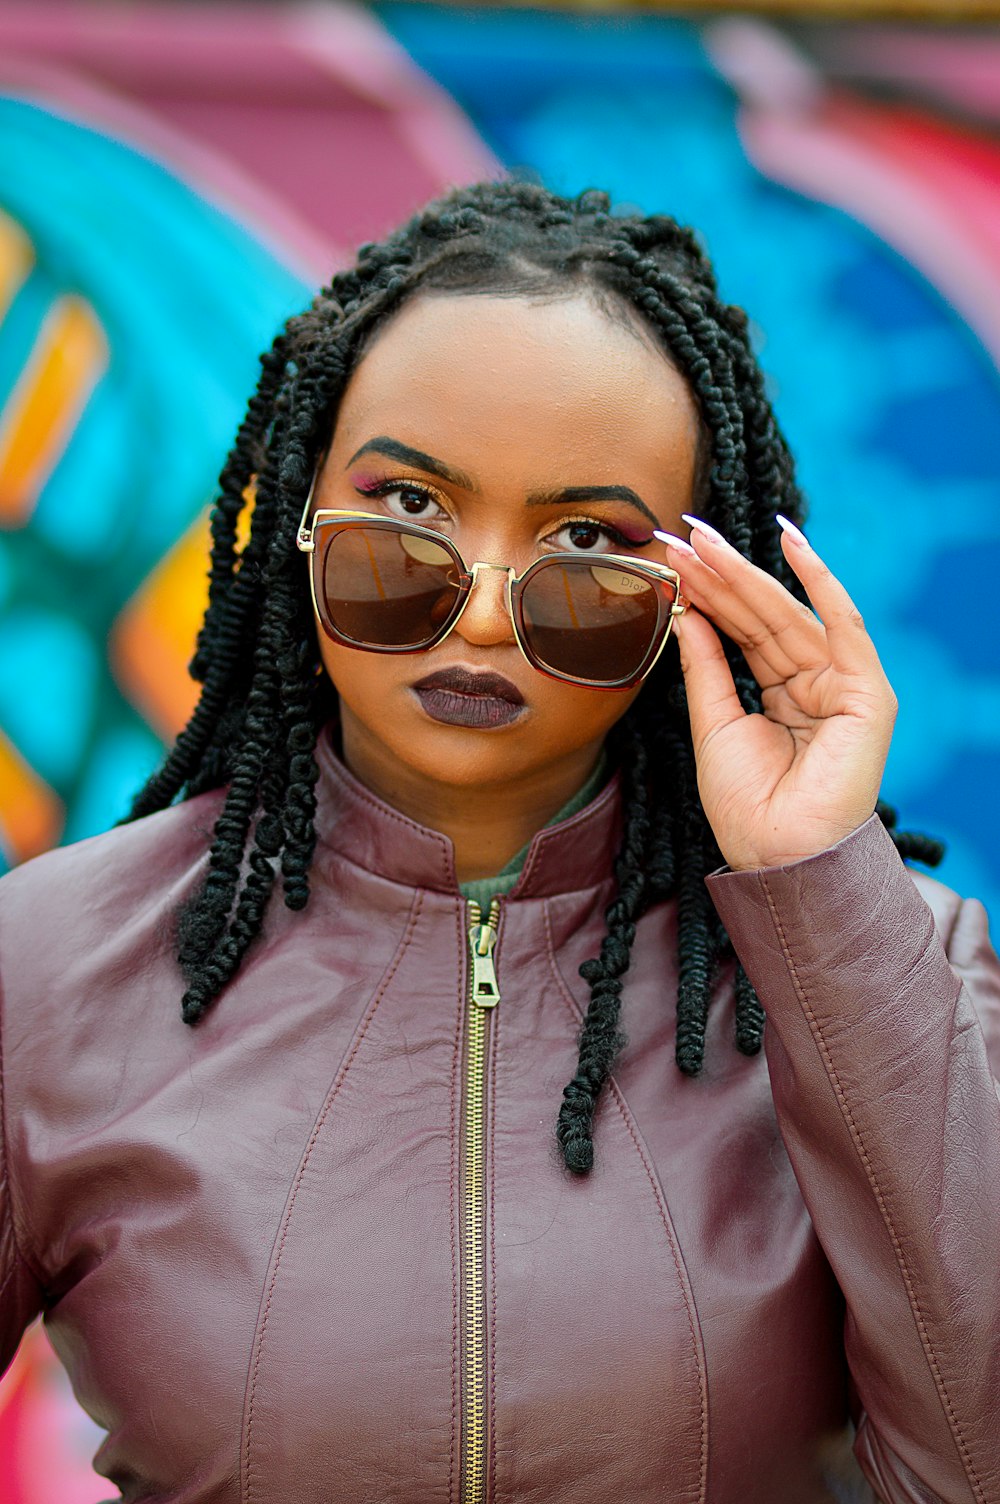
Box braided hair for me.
[129,179,944,1174]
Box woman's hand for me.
[656,514,898,873]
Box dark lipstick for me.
[412,667,526,729]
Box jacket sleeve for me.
[0,966,45,1378]
[705,813,1000,1504]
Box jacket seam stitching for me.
[759,873,985,1504]
[516,777,620,895]
[241,888,425,1503]
[607,1085,709,1504]
[327,781,453,886]
[542,903,709,1504]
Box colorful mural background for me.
[0,2,999,1494]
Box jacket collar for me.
[313,725,622,899]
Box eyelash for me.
[356,477,448,511]
[558,515,648,550]
[353,477,648,550]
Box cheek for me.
[316,636,409,705]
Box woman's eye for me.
[371,483,446,521]
[551,520,629,553]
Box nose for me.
[453,562,516,648]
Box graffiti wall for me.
[0,2,998,1494]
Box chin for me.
[401,729,537,790]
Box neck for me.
[337,712,607,883]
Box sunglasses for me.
[296,487,688,692]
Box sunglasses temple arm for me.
[296,468,321,551]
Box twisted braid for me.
[130,178,943,1170]
[127,341,292,818]
[556,720,650,1173]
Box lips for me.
[414,668,524,704]
[412,666,526,729]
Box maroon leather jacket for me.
[0,732,998,1503]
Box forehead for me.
[327,291,700,492]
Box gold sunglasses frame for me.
[296,478,688,691]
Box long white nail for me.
[680,513,730,548]
[776,514,810,548]
[653,529,697,555]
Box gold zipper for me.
[461,897,500,1504]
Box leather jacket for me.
[0,730,997,1504]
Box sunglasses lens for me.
[520,559,669,685]
[320,524,462,648]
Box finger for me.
[678,518,829,663]
[671,515,885,688]
[775,518,889,681]
[657,526,823,681]
[672,605,747,758]
[659,544,798,685]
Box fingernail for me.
[653,529,697,556]
[680,514,730,549]
[776,514,810,548]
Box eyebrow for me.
[345,437,658,528]
[525,485,659,529]
[346,437,479,493]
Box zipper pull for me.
[467,900,500,1010]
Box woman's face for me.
[309,290,700,794]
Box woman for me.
[0,179,997,1503]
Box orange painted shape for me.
[0,211,34,328]
[113,490,256,743]
[112,510,211,743]
[0,729,64,865]
[0,295,109,528]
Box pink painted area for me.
[0,0,498,267]
[0,1326,107,1503]
[0,54,338,280]
[286,4,500,191]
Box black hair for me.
[129,178,944,1174]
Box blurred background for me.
[1,0,999,1493]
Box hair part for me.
[129,179,944,1173]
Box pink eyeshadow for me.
[348,471,388,493]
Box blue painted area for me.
[921,542,1000,678]
[34,376,140,564]
[831,244,948,332]
[62,722,164,846]
[381,2,1000,917]
[0,608,97,784]
[867,383,1000,482]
